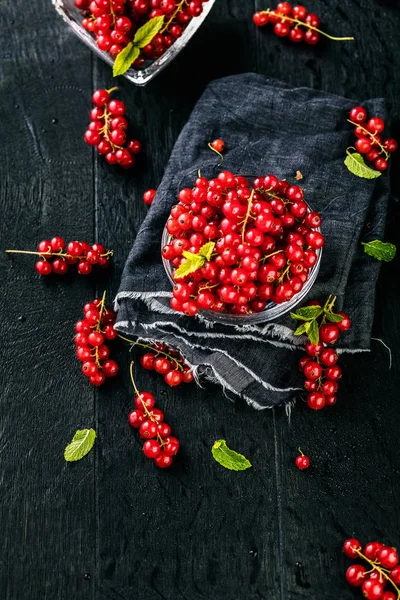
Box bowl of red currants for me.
[161,172,324,325]
[52,0,216,86]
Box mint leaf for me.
[325,312,344,323]
[133,15,164,48]
[198,241,215,261]
[344,152,381,180]
[64,428,96,462]
[294,322,310,336]
[211,440,252,471]
[113,43,140,77]
[362,240,396,262]
[175,253,205,279]
[290,306,323,321]
[308,319,319,345]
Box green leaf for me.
[64,429,96,462]
[362,240,397,262]
[175,254,205,279]
[290,306,323,321]
[325,312,344,323]
[113,43,140,77]
[294,322,310,336]
[344,152,381,180]
[308,319,319,345]
[133,15,164,48]
[211,440,252,471]
[198,241,215,261]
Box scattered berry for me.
[295,448,310,470]
[143,189,157,206]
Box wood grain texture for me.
[0,0,399,598]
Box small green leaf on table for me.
[344,152,381,179]
[64,428,96,462]
[211,440,252,471]
[362,240,396,262]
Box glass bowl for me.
[52,0,217,86]
[161,194,323,325]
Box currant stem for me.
[160,0,188,33]
[298,447,304,456]
[129,361,141,397]
[208,142,224,166]
[107,86,118,94]
[355,548,400,597]
[119,335,183,371]
[347,119,389,159]
[129,361,165,447]
[260,9,354,41]
[241,189,256,243]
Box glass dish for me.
[161,194,323,325]
[52,0,217,86]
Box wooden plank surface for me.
[0,0,399,599]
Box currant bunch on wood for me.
[75,292,119,386]
[162,171,324,316]
[253,2,354,45]
[128,363,180,468]
[343,537,400,599]
[347,106,397,172]
[75,0,209,66]
[6,237,112,276]
[293,295,351,410]
[84,88,141,168]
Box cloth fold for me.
[115,74,390,410]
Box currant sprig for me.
[292,296,351,410]
[253,3,354,44]
[75,292,119,386]
[118,336,194,386]
[5,237,113,276]
[128,362,180,468]
[343,538,400,599]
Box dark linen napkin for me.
[114,74,390,411]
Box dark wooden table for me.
[1,1,400,598]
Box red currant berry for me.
[304,29,320,44]
[149,408,164,423]
[384,138,397,153]
[305,341,323,357]
[82,361,98,377]
[307,392,326,410]
[361,579,384,600]
[92,89,110,106]
[51,258,68,275]
[76,346,91,362]
[367,116,385,134]
[102,359,119,377]
[355,137,372,154]
[349,106,367,124]
[108,99,126,116]
[303,361,322,381]
[135,391,155,410]
[375,157,388,171]
[88,331,104,347]
[154,452,174,468]
[143,439,161,458]
[342,538,362,558]
[292,5,307,19]
[253,11,269,26]
[389,566,400,585]
[140,353,155,370]
[320,348,338,366]
[345,564,367,587]
[295,454,310,470]
[325,365,342,381]
[163,436,180,455]
[164,370,183,386]
[319,323,340,344]
[74,332,89,346]
[139,420,158,439]
[377,547,399,569]
[381,592,396,600]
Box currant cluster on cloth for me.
[253,2,353,45]
[128,364,180,468]
[75,0,210,65]
[6,237,112,276]
[343,538,400,600]
[295,297,351,410]
[84,88,141,168]
[139,341,194,386]
[348,106,398,172]
[162,171,324,316]
[74,294,119,386]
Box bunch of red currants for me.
[139,341,194,386]
[348,106,397,172]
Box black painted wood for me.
[1,0,400,599]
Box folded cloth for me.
[114,74,390,411]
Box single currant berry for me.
[384,138,398,153]
[253,11,269,26]
[295,451,310,470]
[336,311,351,331]
[381,592,396,600]
[342,538,362,558]
[349,106,367,124]
[210,139,225,153]
[35,260,52,275]
[389,566,400,585]
[377,546,399,569]
[92,89,110,106]
[88,331,104,347]
[303,361,322,381]
[363,542,383,561]
[307,392,326,410]
[305,341,323,357]
[102,359,119,377]
[163,436,180,456]
[361,578,384,600]
[143,439,161,458]
[140,353,155,370]
[103,324,117,340]
[355,137,372,154]
[149,408,164,423]
[319,324,340,344]
[345,564,367,587]
[135,391,155,410]
[143,189,157,206]
[164,370,183,386]
[367,116,385,134]
[139,420,158,439]
[320,348,338,366]
[82,361,98,377]
[375,157,388,171]
[154,452,174,468]
[90,371,106,386]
